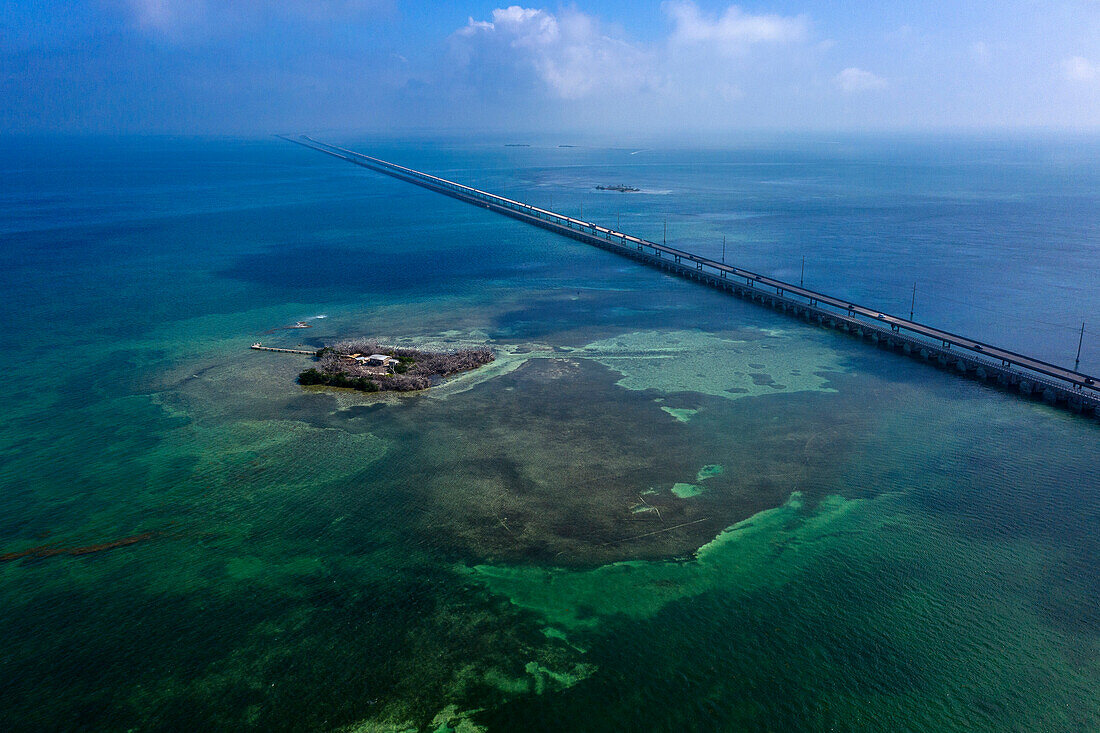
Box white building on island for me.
[355,354,400,369]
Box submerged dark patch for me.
[329,357,880,568]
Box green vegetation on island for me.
[299,339,494,393]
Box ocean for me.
[1,133,1098,731]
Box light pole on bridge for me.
[1076,322,1085,373]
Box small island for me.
[298,339,494,393]
[595,184,640,192]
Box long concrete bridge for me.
[282,135,1099,419]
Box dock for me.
[282,135,1100,420]
[251,343,316,355]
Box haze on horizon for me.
[3,0,1100,136]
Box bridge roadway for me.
[283,135,1099,402]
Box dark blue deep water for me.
[1,134,1098,731]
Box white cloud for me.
[1063,55,1098,81]
[127,0,204,33]
[452,6,656,100]
[833,67,888,93]
[664,1,809,52]
[458,19,495,36]
[458,7,559,45]
[125,0,389,36]
[451,3,817,105]
[970,41,991,66]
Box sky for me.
[2,0,1100,135]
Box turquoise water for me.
[1,135,1098,730]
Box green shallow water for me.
[1,136,1098,731]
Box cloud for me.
[127,0,204,34]
[450,3,817,105]
[833,67,888,93]
[458,6,559,46]
[452,6,657,100]
[1063,55,1098,81]
[664,1,809,52]
[123,0,391,38]
[970,41,991,67]
[458,19,495,36]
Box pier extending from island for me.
[251,344,317,356]
[283,135,1100,419]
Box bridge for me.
[282,135,1099,419]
